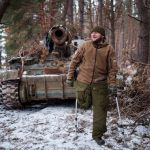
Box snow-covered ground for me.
[0,100,149,150]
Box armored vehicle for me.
[0,25,79,109]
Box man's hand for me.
[66,79,74,87]
[108,85,117,97]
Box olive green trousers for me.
[75,80,109,139]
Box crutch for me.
[115,96,124,134]
[116,96,130,146]
[74,98,78,140]
[115,97,122,124]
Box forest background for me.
[0,0,150,64]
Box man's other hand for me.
[108,85,117,97]
[66,79,74,87]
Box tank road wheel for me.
[1,79,23,109]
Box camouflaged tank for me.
[0,25,79,109]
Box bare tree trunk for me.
[62,0,69,26]
[67,0,73,24]
[98,0,103,26]
[39,2,47,33]
[135,0,150,63]
[79,0,84,38]
[122,16,125,49]
[146,0,150,63]
[87,0,93,30]
[148,9,150,64]
[0,0,10,22]
[74,3,78,26]
[49,0,56,27]
[110,0,115,48]
[127,0,132,48]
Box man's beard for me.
[92,36,103,43]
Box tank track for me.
[0,81,2,104]
[0,79,23,109]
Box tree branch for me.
[130,58,150,66]
[128,14,144,23]
[128,14,148,24]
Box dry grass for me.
[111,60,150,125]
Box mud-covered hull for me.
[0,74,75,109]
[20,74,75,101]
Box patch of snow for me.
[72,39,85,48]
[125,76,133,85]
[120,118,134,126]
[134,125,149,137]
[131,135,142,145]
[0,102,149,150]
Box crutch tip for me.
[73,136,79,141]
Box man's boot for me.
[94,137,105,145]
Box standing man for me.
[66,26,117,145]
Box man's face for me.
[91,32,103,42]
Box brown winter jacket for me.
[67,40,118,85]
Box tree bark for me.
[127,0,132,48]
[79,0,84,38]
[62,0,69,26]
[39,2,47,33]
[98,0,103,26]
[110,0,115,49]
[0,0,10,22]
[67,0,73,24]
[145,0,150,63]
[49,0,56,27]
[135,0,150,63]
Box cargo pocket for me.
[92,83,109,108]
[76,81,92,109]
